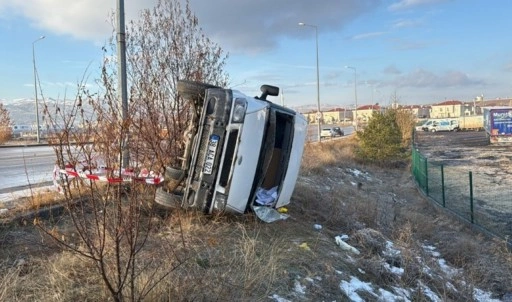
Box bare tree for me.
[123,0,229,169]
[388,90,416,147]
[0,102,11,144]
[38,0,229,300]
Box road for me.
[0,125,354,192]
[307,124,355,142]
[0,146,57,192]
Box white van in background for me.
[420,119,459,132]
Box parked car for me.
[155,80,308,219]
[320,127,344,138]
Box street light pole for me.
[299,22,322,142]
[345,66,358,131]
[32,35,45,144]
[117,0,129,168]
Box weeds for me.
[1,135,512,301]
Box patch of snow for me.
[445,281,458,293]
[340,276,375,302]
[384,241,402,257]
[392,287,412,300]
[473,288,501,302]
[422,244,441,257]
[418,281,442,302]
[378,288,410,302]
[340,276,413,302]
[383,262,405,276]
[293,280,306,295]
[348,168,364,177]
[269,294,291,302]
[437,259,460,278]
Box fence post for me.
[469,171,474,223]
[411,149,416,176]
[424,157,429,196]
[441,164,445,207]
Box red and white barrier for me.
[53,163,164,193]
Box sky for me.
[0,0,511,109]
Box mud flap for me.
[253,206,289,223]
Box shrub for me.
[0,103,11,144]
[394,109,416,147]
[355,110,407,164]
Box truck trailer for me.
[483,107,512,143]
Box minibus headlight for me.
[232,98,247,123]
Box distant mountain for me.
[3,96,345,125]
[3,98,87,126]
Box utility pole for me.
[117,0,129,168]
[345,66,358,131]
[299,22,322,142]
[32,36,45,143]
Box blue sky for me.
[0,0,511,109]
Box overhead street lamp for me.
[345,66,358,131]
[298,22,322,142]
[33,35,45,143]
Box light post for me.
[33,35,45,143]
[345,66,358,131]
[367,81,375,105]
[298,22,321,141]
[117,0,129,168]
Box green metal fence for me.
[411,147,512,241]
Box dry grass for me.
[300,136,358,175]
[1,137,511,301]
[16,190,64,211]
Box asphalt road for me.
[0,145,56,192]
[307,124,355,142]
[0,124,354,192]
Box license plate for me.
[203,134,220,174]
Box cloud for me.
[0,0,381,54]
[388,0,452,11]
[0,0,158,42]
[349,31,387,40]
[392,69,483,88]
[383,65,402,75]
[388,37,428,50]
[392,18,424,28]
[188,0,382,53]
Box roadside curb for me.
[0,143,50,148]
[0,203,66,227]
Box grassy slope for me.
[0,136,511,301]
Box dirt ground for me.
[414,130,512,238]
[0,136,511,301]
